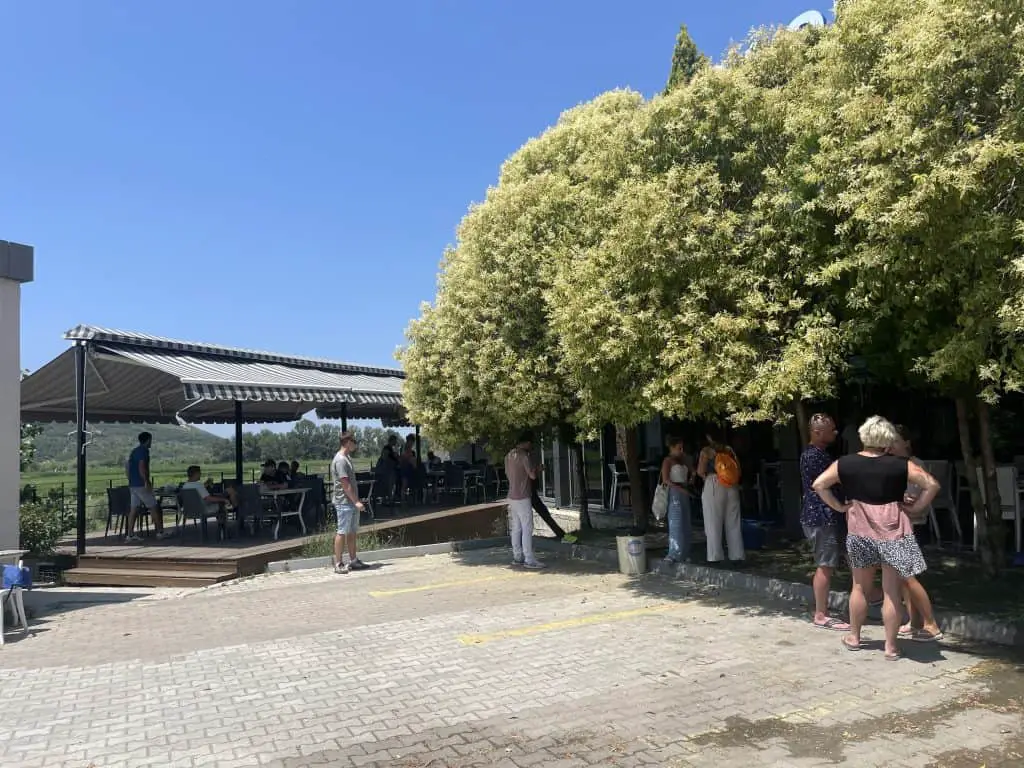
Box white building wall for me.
[0,241,34,551]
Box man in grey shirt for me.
[331,431,367,574]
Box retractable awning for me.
[20,325,407,424]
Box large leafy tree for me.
[800,0,1024,574]
[400,92,646,527]
[550,29,846,532]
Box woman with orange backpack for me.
[697,427,745,563]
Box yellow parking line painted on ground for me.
[458,603,684,645]
[369,572,538,598]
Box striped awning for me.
[21,326,407,425]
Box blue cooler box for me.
[741,519,765,551]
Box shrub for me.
[20,501,68,556]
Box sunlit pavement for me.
[0,549,1020,767]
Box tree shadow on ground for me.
[447,545,1024,668]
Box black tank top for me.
[837,454,908,505]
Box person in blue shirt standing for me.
[800,413,849,631]
[125,431,165,541]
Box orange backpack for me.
[714,450,741,487]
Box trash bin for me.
[741,519,766,551]
[616,535,647,576]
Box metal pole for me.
[234,401,243,486]
[341,402,348,433]
[74,342,87,555]
[415,425,421,463]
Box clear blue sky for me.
[4,0,823,376]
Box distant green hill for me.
[31,422,228,469]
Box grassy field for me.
[22,458,375,497]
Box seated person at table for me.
[376,436,401,501]
[290,461,305,480]
[426,451,442,470]
[181,465,232,516]
[260,459,288,489]
[400,435,418,500]
[277,461,294,487]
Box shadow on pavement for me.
[447,544,1024,670]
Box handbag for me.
[652,483,669,521]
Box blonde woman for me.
[812,416,940,660]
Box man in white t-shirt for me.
[181,465,231,516]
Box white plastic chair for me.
[975,466,1022,553]
[1,561,30,646]
[920,460,963,545]
[608,462,630,511]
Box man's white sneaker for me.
[523,561,546,570]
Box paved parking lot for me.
[0,549,1021,767]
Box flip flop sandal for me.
[898,625,914,638]
[841,637,861,652]
[885,652,902,662]
[912,630,944,643]
[815,617,852,631]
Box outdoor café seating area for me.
[361,459,508,518]
[93,456,511,548]
[104,478,320,543]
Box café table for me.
[259,487,309,540]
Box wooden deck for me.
[57,500,508,588]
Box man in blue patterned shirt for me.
[800,413,849,631]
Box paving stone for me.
[0,550,1019,767]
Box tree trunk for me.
[955,396,998,577]
[976,399,1005,575]
[795,400,809,447]
[616,424,648,533]
[570,441,592,530]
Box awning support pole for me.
[234,401,243,486]
[415,425,421,463]
[341,402,348,433]
[74,342,88,556]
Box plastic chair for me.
[444,466,469,505]
[975,466,1022,553]
[1,561,29,646]
[177,488,219,541]
[608,461,631,511]
[106,486,149,538]
[920,460,963,546]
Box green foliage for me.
[401,91,647,447]
[402,1,1024,560]
[798,0,1024,400]
[19,500,68,556]
[665,24,709,93]
[19,422,42,472]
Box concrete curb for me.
[533,538,1024,647]
[266,537,511,574]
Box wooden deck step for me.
[77,557,239,573]
[63,567,236,588]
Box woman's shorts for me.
[847,533,926,579]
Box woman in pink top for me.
[812,416,939,660]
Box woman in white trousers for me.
[697,430,745,563]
